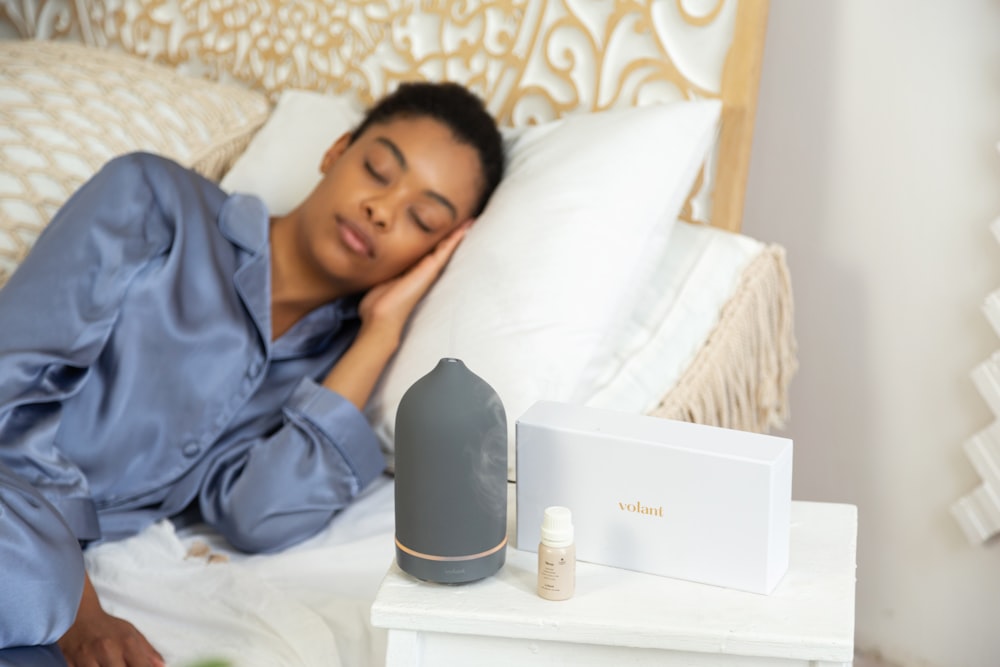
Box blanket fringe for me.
[648,244,798,433]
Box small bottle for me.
[537,506,575,601]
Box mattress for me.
[81,222,786,667]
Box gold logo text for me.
[617,501,664,518]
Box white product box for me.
[515,401,793,594]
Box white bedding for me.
[87,476,396,667]
[587,221,764,413]
[83,223,765,667]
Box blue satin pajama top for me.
[0,152,387,553]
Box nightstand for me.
[371,499,857,667]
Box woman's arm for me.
[0,154,186,663]
[0,153,174,542]
[57,575,164,667]
[197,223,470,553]
[0,462,85,649]
[2,449,160,666]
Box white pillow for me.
[220,89,364,214]
[221,90,721,479]
[586,221,764,413]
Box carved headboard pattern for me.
[0,0,768,230]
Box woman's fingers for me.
[59,609,163,667]
[412,220,471,280]
[359,219,474,331]
[388,220,471,298]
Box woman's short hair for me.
[351,82,504,217]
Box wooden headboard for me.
[0,0,768,231]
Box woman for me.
[0,81,504,666]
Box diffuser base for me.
[396,544,506,584]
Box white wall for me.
[742,2,1000,666]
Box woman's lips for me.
[337,217,375,258]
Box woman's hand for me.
[358,221,471,342]
[323,221,471,410]
[58,574,164,667]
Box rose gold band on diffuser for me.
[395,535,508,562]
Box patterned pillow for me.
[0,40,271,287]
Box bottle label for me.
[537,544,575,600]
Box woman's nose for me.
[364,198,393,231]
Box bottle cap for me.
[540,506,574,547]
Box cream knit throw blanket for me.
[650,245,798,434]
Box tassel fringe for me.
[649,244,798,433]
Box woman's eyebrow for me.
[376,137,407,169]
[375,135,458,222]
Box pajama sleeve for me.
[0,153,173,542]
[196,377,387,553]
[0,461,86,648]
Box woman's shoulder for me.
[98,151,210,185]
[94,151,228,213]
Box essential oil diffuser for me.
[393,358,508,584]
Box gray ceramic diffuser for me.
[393,358,508,584]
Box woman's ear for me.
[320,132,353,173]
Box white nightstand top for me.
[371,501,857,664]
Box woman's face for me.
[295,115,483,293]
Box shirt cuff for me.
[286,377,387,487]
[49,495,101,543]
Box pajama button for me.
[182,442,201,457]
[247,360,262,378]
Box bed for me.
[0,1,793,665]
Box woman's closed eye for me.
[409,208,433,233]
[364,160,389,184]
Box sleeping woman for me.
[0,81,504,666]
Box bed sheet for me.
[86,476,396,667]
[82,223,774,667]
